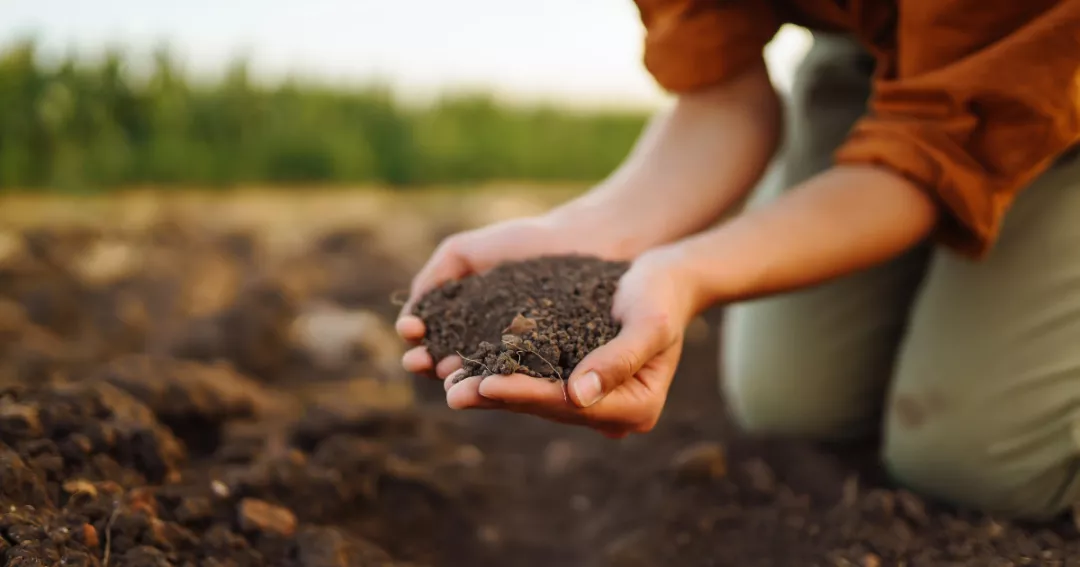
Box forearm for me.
[672,165,939,313]
[553,65,781,258]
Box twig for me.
[455,351,492,377]
[505,340,562,381]
[389,289,410,307]
[102,501,120,566]
[501,338,569,402]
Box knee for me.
[722,356,874,442]
[722,366,798,436]
[884,397,1079,520]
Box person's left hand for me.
[444,246,701,438]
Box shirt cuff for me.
[638,1,779,93]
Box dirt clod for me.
[669,442,727,483]
[62,479,98,499]
[414,256,628,380]
[237,498,298,538]
[0,400,43,440]
[295,526,398,567]
[81,523,99,549]
[743,459,777,494]
[896,490,929,526]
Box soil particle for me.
[80,522,100,548]
[62,479,99,499]
[743,459,778,495]
[896,489,930,526]
[173,495,214,526]
[453,444,484,469]
[0,399,43,441]
[115,545,172,567]
[542,440,575,477]
[238,498,298,538]
[0,444,51,507]
[414,256,628,381]
[294,525,398,567]
[669,442,727,483]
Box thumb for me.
[568,317,673,408]
[399,238,472,320]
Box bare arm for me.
[552,64,781,258]
[670,164,939,313]
[454,165,939,426]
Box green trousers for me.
[722,33,1080,519]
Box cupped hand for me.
[444,246,700,438]
[396,209,631,381]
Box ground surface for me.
[2,190,1080,566]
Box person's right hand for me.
[396,208,630,381]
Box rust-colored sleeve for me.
[633,0,781,92]
[835,0,1080,258]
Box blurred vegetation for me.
[0,39,651,192]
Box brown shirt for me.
[634,0,1080,258]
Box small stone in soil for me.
[0,400,42,439]
[237,498,298,538]
[743,459,777,494]
[896,490,929,525]
[453,444,484,468]
[81,523,99,549]
[543,439,575,477]
[669,442,727,483]
[61,479,98,498]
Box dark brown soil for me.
[3,218,1080,567]
[414,256,628,380]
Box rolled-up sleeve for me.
[633,0,781,93]
[835,0,1080,258]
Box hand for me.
[396,208,634,381]
[445,246,701,438]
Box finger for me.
[401,346,434,375]
[435,355,463,380]
[475,375,623,428]
[464,379,641,433]
[476,379,640,429]
[567,318,674,408]
[395,316,426,342]
[597,427,630,440]
[447,376,501,410]
[444,369,468,392]
[476,374,569,406]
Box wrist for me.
[637,243,712,322]
[661,164,939,308]
[543,191,654,260]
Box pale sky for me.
[1,0,812,108]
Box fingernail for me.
[573,371,604,407]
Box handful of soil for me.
[414,255,628,382]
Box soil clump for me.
[414,256,628,381]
